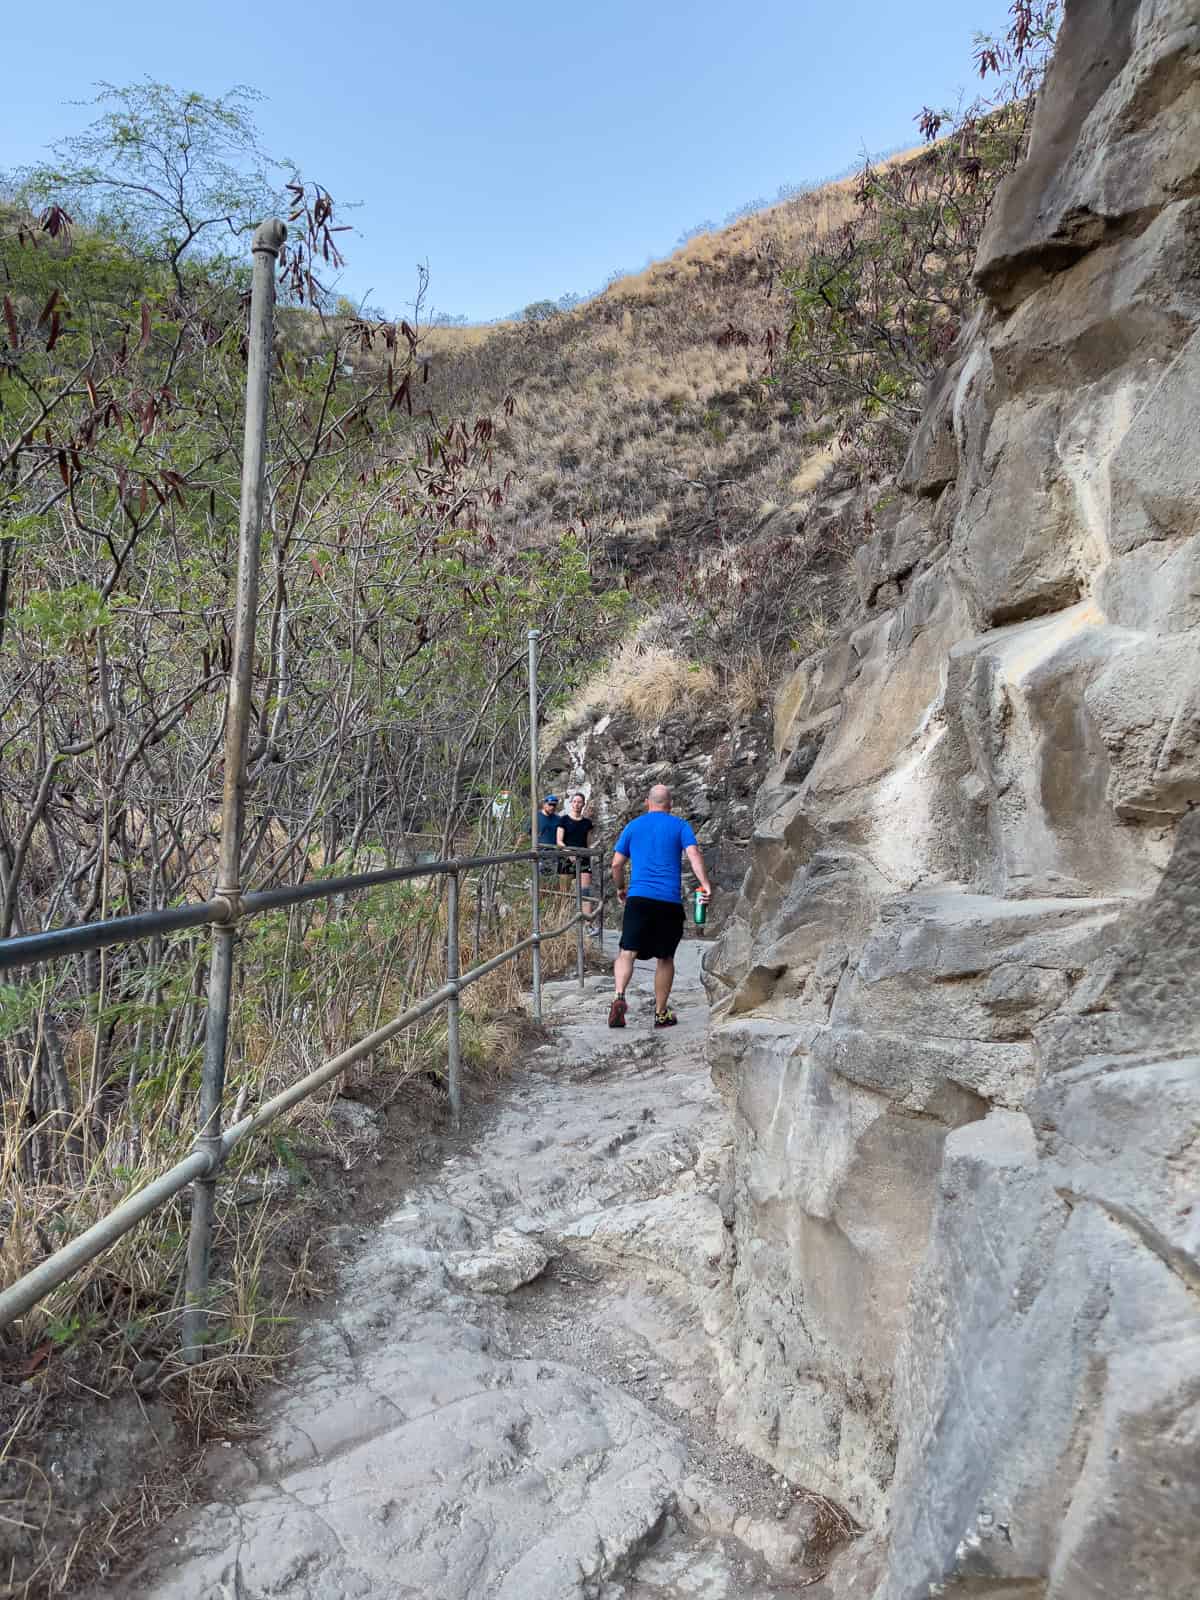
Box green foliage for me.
[19,81,295,285]
[521,300,560,324]
[17,583,115,646]
[0,982,41,1039]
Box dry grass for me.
[543,625,719,749]
[421,320,515,354]
[0,1155,311,1597]
[789,440,842,497]
[414,163,909,580]
[624,651,719,721]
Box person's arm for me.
[685,843,713,900]
[611,850,630,901]
[556,825,566,849]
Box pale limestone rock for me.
[879,814,1200,1600]
[709,5,1200,1594]
[975,0,1200,309]
[446,1227,549,1294]
[1084,633,1200,818]
[852,504,939,611]
[897,338,972,499]
[1109,323,1200,551]
[954,394,1090,624]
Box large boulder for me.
[975,0,1200,310]
[878,811,1200,1600]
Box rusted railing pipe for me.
[183,217,285,1364]
[527,627,543,1022]
[446,870,462,1129]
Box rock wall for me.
[705,3,1200,1593]
[544,700,770,904]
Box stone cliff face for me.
[545,701,771,902]
[705,2,1200,1594]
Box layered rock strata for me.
[705,2,1200,1593]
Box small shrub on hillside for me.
[542,630,719,743]
[728,649,774,719]
[776,1,1060,476]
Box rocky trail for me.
[106,937,846,1600]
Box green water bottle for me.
[694,888,707,927]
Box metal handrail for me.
[0,845,600,973]
[0,883,587,1333]
[0,851,539,973]
[0,218,608,1359]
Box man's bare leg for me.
[609,946,636,1027]
[654,957,675,1013]
[614,948,636,996]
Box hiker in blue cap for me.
[537,794,560,873]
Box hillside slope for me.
[422,167,897,582]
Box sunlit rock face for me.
[707,1,1200,1592]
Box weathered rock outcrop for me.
[706,2,1200,1593]
[545,700,770,902]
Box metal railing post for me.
[527,627,542,1023]
[446,870,462,1128]
[574,857,585,991]
[598,852,606,944]
[0,844,595,1335]
[182,217,285,1364]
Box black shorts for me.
[619,895,684,960]
[557,853,593,875]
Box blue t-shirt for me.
[537,810,559,847]
[613,812,697,904]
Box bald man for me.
[608,784,712,1029]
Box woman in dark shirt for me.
[557,792,598,932]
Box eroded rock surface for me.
[108,946,841,1600]
[544,676,771,903]
[705,2,1200,1593]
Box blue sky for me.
[4,0,1015,321]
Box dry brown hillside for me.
[419,159,919,582]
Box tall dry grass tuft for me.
[727,648,774,719]
[543,624,719,748]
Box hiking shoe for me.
[654,1009,678,1029]
[608,994,628,1029]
